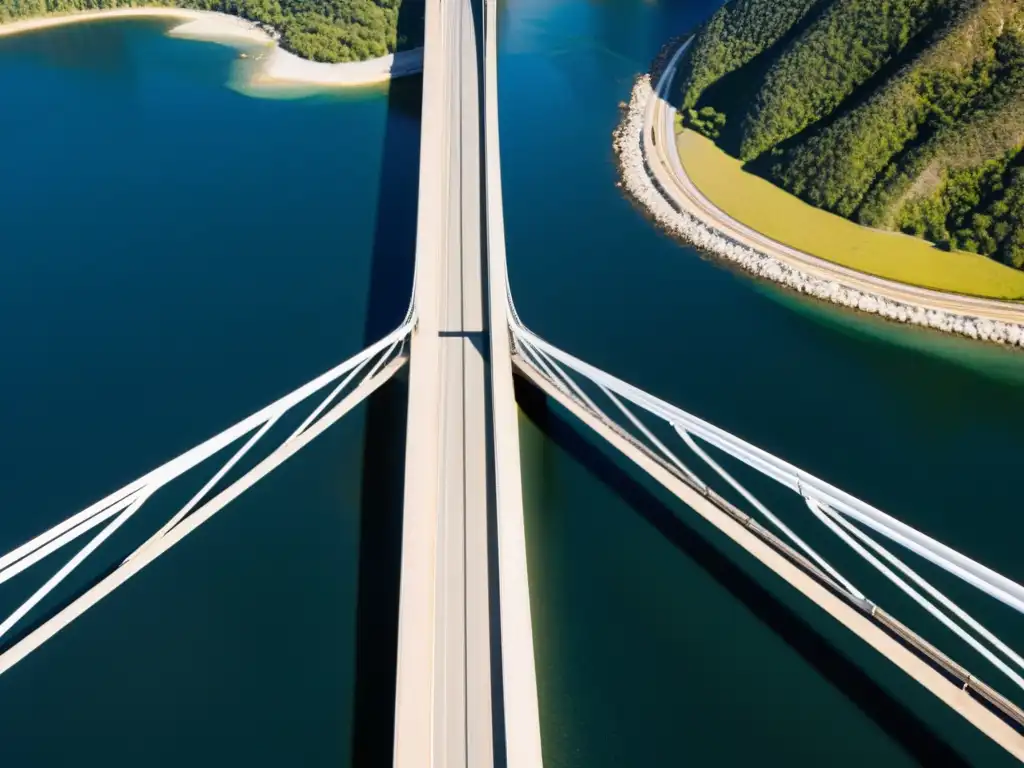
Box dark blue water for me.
[0,19,418,766]
[497,0,1024,764]
[2,4,1024,766]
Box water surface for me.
[0,19,419,766]
[1,4,1023,766]
[497,0,1024,764]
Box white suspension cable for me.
[0,487,155,644]
[512,323,1024,614]
[140,340,406,562]
[596,383,704,487]
[531,344,610,419]
[822,505,1024,677]
[0,352,405,677]
[158,414,283,541]
[0,321,413,576]
[806,498,1024,692]
[0,486,145,573]
[669,413,1024,615]
[526,343,671,495]
[519,340,572,401]
[675,427,864,601]
[820,504,1024,616]
[530,344,706,491]
[0,490,143,587]
[679,413,1024,614]
[286,354,375,445]
[366,338,403,380]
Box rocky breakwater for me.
[613,75,1024,348]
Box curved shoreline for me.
[255,47,423,87]
[616,40,1024,347]
[0,9,271,42]
[0,8,423,87]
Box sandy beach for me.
[256,47,423,87]
[0,8,423,87]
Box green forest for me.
[674,0,1024,269]
[0,0,423,62]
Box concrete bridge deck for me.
[393,0,541,763]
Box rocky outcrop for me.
[613,75,1024,348]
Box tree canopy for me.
[677,0,1024,270]
[0,0,423,62]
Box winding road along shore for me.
[624,38,1024,346]
[0,8,422,87]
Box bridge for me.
[2,1,1024,765]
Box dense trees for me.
[898,145,1024,267]
[739,0,945,160]
[0,0,422,62]
[675,0,820,110]
[677,0,1024,270]
[685,106,726,139]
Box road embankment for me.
[615,41,1024,347]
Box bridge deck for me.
[433,0,493,762]
[394,0,499,764]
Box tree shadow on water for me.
[349,6,423,762]
[513,375,970,767]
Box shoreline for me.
[0,8,423,87]
[0,9,269,42]
[614,40,1024,348]
[254,47,424,87]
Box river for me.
[0,3,1022,766]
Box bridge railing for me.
[503,296,1024,752]
[0,314,413,676]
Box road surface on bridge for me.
[394,0,495,763]
[434,0,493,762]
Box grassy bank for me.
[676,129,1024,299]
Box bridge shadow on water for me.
[349,12,423,763]
[513,375,969,766]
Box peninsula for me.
[615,0,1024,346]
[616,40,1024,346]
[676,0,1024,272]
